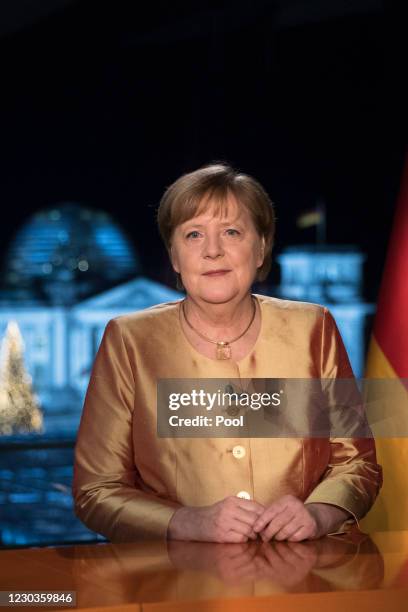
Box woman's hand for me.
[167,495,265,542]
[252,495,352,542]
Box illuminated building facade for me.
[276,245,375,378]
[0,204,182,435]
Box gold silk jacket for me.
[72,294,383,541]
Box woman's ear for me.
[257,236,266,267]
[169,245,180,273]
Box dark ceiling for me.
[0,1,383,39]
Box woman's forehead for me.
[186,193,247,223]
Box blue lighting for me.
[276,245,375,378]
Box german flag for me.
[359,156,408,533]
[296,209,323,228]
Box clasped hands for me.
[250,495,339,542]
[168,494,352,543]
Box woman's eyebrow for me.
[184,220,242,228]
[219,220,242,226]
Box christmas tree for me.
[0,321,43,435]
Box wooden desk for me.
[1,529,407,611]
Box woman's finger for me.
[273,522,306,541]
[227,517,258,539]
[233,506,263,527]
[260,511,297,541]
[287,524,312,541]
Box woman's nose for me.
[202,233,224,259]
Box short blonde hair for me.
[157,162,276,290]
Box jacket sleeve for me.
[304,308,383,534]
[72,318,180,542]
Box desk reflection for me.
[63,529,385,608]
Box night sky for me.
[0,0,405,301]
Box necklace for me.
[180,295,257,360]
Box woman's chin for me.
[194,287,242,304]
[183,277,253,304]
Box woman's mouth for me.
[202,270,231,276]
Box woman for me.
[72,163,383,543]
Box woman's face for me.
[170,192,265,304]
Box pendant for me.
[216,342,231,360]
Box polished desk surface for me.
[1,529,407,611]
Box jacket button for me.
[237,491,251,500]
[232,445,246,458]
[227,405,240,416]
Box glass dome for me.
[2,203,139,305]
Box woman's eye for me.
[225,228,240,236]
[186,230,201,239]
